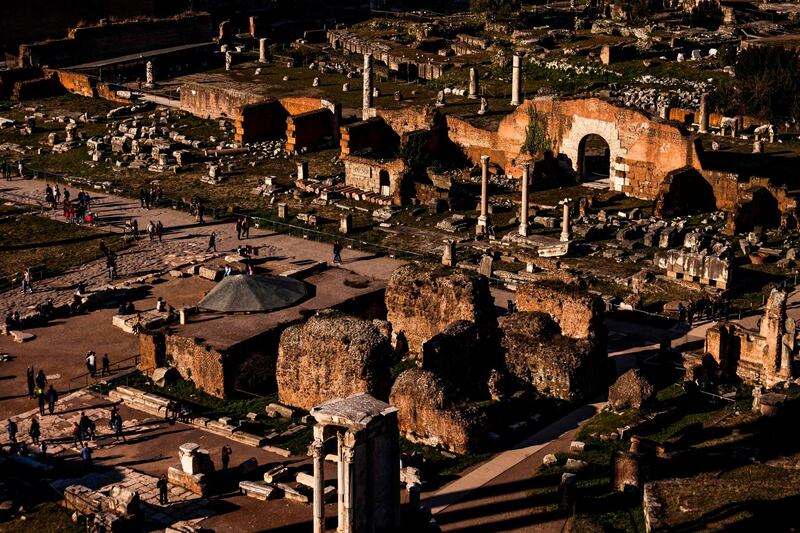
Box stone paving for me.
[0,390,160,456]
[51,466,213,529]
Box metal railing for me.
[67,353,140,392]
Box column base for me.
[560,233,571,242]
[518,224,528,237]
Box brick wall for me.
[166,334,227,399]
[285,108,334,152]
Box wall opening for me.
[660,169,717,216]
[734,187,781,233]
[379,169,391,196]
[577,133,610,183]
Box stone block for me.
[9,331,35,343]
[167,466,209,496]
[569,441,585,453]
[198,267,222,281]
[266,403,295,419]
[263,445,292,457]
[240,481,276,500]
[543,454,558,466]
[295,472,315,488]
[264,465,293,483]
[276,483,309,503]
[565,458,588,471]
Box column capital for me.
[342,446,355,464]
[311,440,324,458]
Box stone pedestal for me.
[339,213,352,234]
[362,53,373,120]
[510,55,522,106]
[145,61,155,88]
[476,155,490,236]
[468,68,478,99]
[613,451,642,492]
[519,162,531,237]
[225,51,233,71]
[297,160,308,181]
[441,240,456,267]
[277,203,288,219]
[479,255,493,277]
[259,38,268,63]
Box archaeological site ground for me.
[2,0,800,531]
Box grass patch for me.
[0,501,83,533]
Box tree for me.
[470,0,520,20]
[520,103,555,157]
[734,46,800,121]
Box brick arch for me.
[558,117,627,191]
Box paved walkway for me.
[0,177,403,315]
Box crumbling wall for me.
[340,117,399,157]
[421,320,490,394]
[0,68,43,98]
[139,331,166,373]
[166,334,227,399]
[655,250,732,289]
[276,313,391,410]
[19,14,213,68]
[180,83,265,120]
[385,264,497,355]
[389,368,486,453]
[343,156,408,203]
[516,282,605,339]
[500,312,606,401]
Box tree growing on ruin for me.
[520,103,555,157]
[470,0,521,20]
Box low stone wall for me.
[166,335,227,398]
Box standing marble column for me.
[698,94,709,133]
[476,155,490,236]
[560,201,572,242]
[468,67,478,99]
[519,162,531,237]
[362,53,373,120]
[259,38,268,63]
[510,55,522,106]
[341,445,355,533]
[336,432,345,527]
[312,439,325,533]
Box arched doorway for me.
[577,134,611,184]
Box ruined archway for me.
[658,168,717,216]
[577,134,611,183]
[734,187,781,233]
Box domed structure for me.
[197,274,308,313]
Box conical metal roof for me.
[197,274,308,313]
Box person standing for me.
[206,232,217,252]
[6,419,17,443]
[86,351,97,377]
[147,221,155,242]
[112,413,126,442]
[157,475,169,505]
[235,218,242,240]
[101,353,110,377]
[26,366,35,398]
[156,221,164,243]
[37,390,46,416]
[107,254,117,281]
[197,202,205,224]
[21,268,32,294]
[29,418,40,445]
[72,422,84,448]
[221,444,232,470]
[46,385,58,415]
[333,241,343,264]
[35,369,47,392]
[242,217,250,239]
[80,444,92,472]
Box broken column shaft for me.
[560,202,571,242]
[469,68,478,99]
[519,162,531,237]
[363,53,373,120]
[511,55,522,106]
[477,155,490,236]
[698,94,709,133]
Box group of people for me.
[235,217,251,240]
[58,187,95,225]
[99,239,119,280]
[85,350,111,378]
[164,400,193,424]
[5,417,47,458]
[139,187,163,210]
[189,196,205,224]
[26,367,59,416]
[146,220,165,242]
[0,161,22,180]
[677,297,731,328]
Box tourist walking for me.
[26,366,35,398]
[86,351,97,377]
[235,218,242,240]
[37,390,46,416]
[242,217,250,239]
[333,241,343,264]
[112,412,126,442]
[221,444,232,470]
[72,422,84,448]
[156,221,164,243]
[107,253,117,281]
[147,221,155,241]
[29,418,40,445]
[196,201,205,224]
[206,232,217,252]
[6,419,17,443]
[101,353,110,377]
[21,268,32,294]
[157,475,169,505]
[46,385,58,415]
[80,444,92,472]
